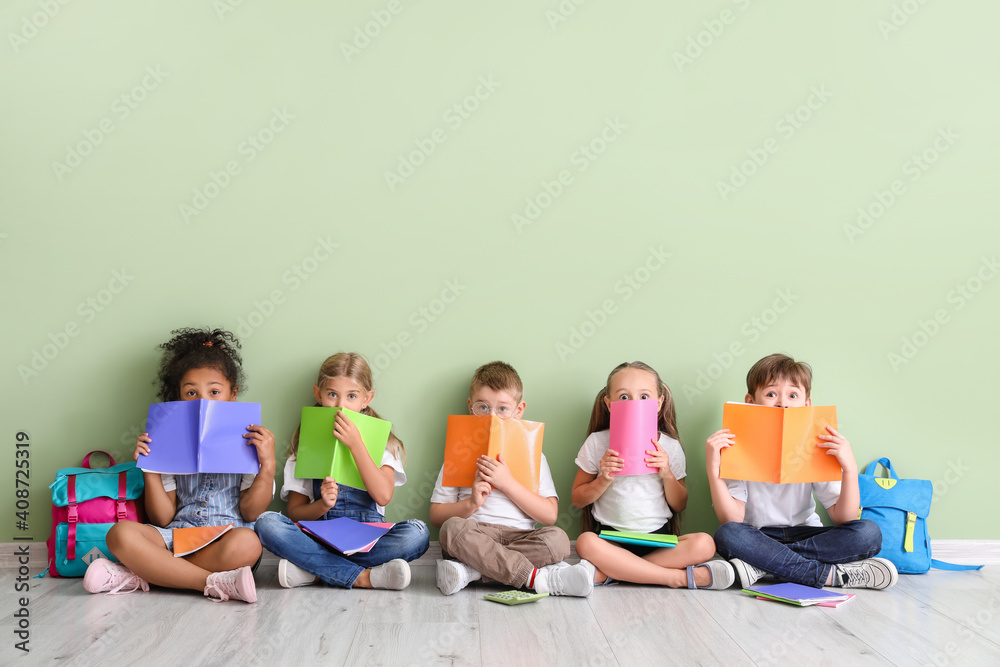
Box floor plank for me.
[478,587,616,667]
[694,584,888,665]
[822,580,1000,665]
[3,546,997,666]
[587,584,754,666]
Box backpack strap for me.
[116,471,129,521]
[931,559,984,571]
[864,458,899,479]
[66,475,78,561]
[82,451,115,469]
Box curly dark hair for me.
[155,327,246,402]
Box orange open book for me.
[442,415,544,493]
[720,403,841,484]
[172,524,235,557]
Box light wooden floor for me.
[4,545,999,666]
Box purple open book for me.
[297,517,392,556]
[139,400,261,475]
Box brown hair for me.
[746,353,813,399]
[581,361,682,535]
[469,361,523,403]
[288,352,405,464]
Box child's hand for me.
[598,448,624,480]
[244,424,276,470]
[645,438,674,480]
[333,411,365,453]
[319,476,339,509]
[705,429,735,473]
[476,454,514,493]
[817,426,857,473]
[133,433,151,461]
[471,470,492,508]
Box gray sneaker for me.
[730,558,766,588]
[833,558,898,590]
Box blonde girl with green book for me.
[572,361,734,589]
[254,352,429,589]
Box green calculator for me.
[483,590,548,605]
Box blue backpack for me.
[858,458,982,574]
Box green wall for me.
[3,1,998,542]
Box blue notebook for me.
[743,582,850,606]
[140,400,261,474]
[297,517,392,555]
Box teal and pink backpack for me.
[46,451,144,577]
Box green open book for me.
[598,530,678,548]
[293,406,391,489]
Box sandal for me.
[686,560,736,590]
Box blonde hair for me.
[288,352,405,464]
[582,361,682,535]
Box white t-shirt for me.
[575,430,686,533]
[725,479,842,529]
[281,448,407,516]
[429,454,559,531]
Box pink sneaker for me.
[83,558,149,595]
[204,566,257,603]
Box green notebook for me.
[598,530,678,548]
[294,406,391,489]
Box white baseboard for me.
[4,539,998,571]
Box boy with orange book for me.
[705,354,897,590]
[430,361,593,597]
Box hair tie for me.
[203,341,214,347]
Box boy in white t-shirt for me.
[430,361,594,597]
[705,354,898,590]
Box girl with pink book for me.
[572,361,734,589]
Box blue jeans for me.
[714,520,882,588]
[255,484,429,588]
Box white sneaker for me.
[278,559,317,588]
[370,559,411,590]
[833,558,898,590]
[82,558,149,595]
[533,561,595,597]
[436,559,480,595]
[204,566,257,603]
[730,558,766,588]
